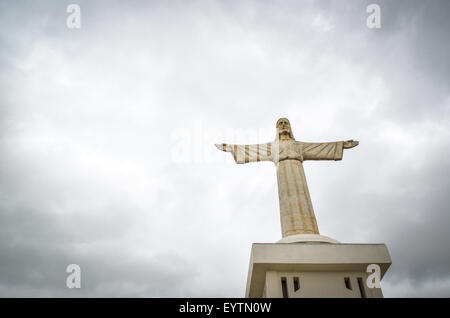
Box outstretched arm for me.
[215,142,273,164]
[302,140,359,161]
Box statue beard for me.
[278,129,294,140]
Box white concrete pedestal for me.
[245,237,391,298]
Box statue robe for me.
[226,139,345,237]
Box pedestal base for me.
[245,242,391,298]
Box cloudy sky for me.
[0,0,449,297]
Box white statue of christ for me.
[215,118,358,237]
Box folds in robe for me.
[226,143,273,164]
[301,141,344,161]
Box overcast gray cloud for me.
[0,0,449,297]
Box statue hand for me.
[343,139,359,149]
[215,143,233,152]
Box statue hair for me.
[276,118,295,140]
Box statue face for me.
[276,118,292,136]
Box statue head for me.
[276,118,295,140]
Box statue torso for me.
[276,139,304,162]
